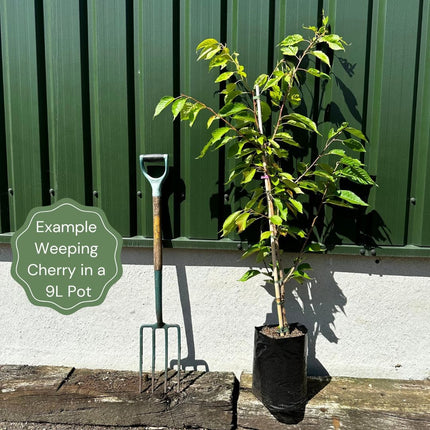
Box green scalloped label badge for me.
[11,198,123,315]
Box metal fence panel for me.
[0,0,429,253]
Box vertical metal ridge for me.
[361,0,374,147]
[179,0,191,239]
[407,0,430,245]
[403,0,425,245]
[267,0,275,73]
[34,0,50,206]
[79,0,93,207]
[1,1,44,230]
[173,0,182,238]
[88,0,102,208]
[366,0,387,175]
[217,0,228,237]
[44,1,87,204]
[126,0,137,237]
[0,12,10,233]
[134,0,146,236]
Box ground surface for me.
[1,365,429,429]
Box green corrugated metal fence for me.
[0,0,429,255]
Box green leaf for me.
[325,198,354,208]
[338,165,375,185]
[280,174,303,193]
[306,67,331,80]
[303,25,318,32]
[293,268,312,284]
[270,215,283,225]
[328,127,336,140]
[286,226,306,238]
[196,38,219,51]
[222,210,242,236]
[235,212,250,233]
[287,86,301,107]
[305,243,325,252]
[310,50,331,67]
[342,138,366,152]
[219,102,248,117]
[272,147,290,159]
[319,162,334,174]
[232,111,255,125]
[334,122,349,135]
[237,64,247,78]
[286,120,309,132]
[260,231,272,241]
[211,127,231,143]
[260,101,272,123]
[340,156,363,167]
[209,54,229,70]
[345,126,368,142]
[225,89,243,104]
[215,135,235,150]
[337,190,368,206]
[298,262,312,271]
[254,74,268,88]
[242,168,257,184]
[188,103,205,126]
[171,97,187,119]
[273,197,283,212]
[196,39,222,60]
[197,46,221,61]
[321,34,346,51]
[289,198,303,213]
[221,82,240,101]
[313,169,335,181]
[327,149,346,157]
[281,45,298,56]
[154,96,175,117]
[215,71,234,83]
[238,269,261,282]
[298,180,319,192]
[270,85,283,106]
[280,34,304,46]
[273,198,288,220]
[227,140,240,159]
[197,140,214,159]
[241,243,261,259]
[207,115,217,129]
[286,113,321,135]
[245,188,264,209]
[179,101,194,121]
[263,75,283,91]
[322,15,329,26]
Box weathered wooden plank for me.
[2,366,429,429]
[0,367,236,430]
[237,373,430,430]
[0,424,146,430]
[0,365,73,394]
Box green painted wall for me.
[0,0,429,254]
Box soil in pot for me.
[252,323,308,424]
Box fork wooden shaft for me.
[153,196,163,328]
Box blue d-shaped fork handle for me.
[139,154,169,197]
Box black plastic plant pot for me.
[252,323,308,423]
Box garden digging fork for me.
[139,154,181,393]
